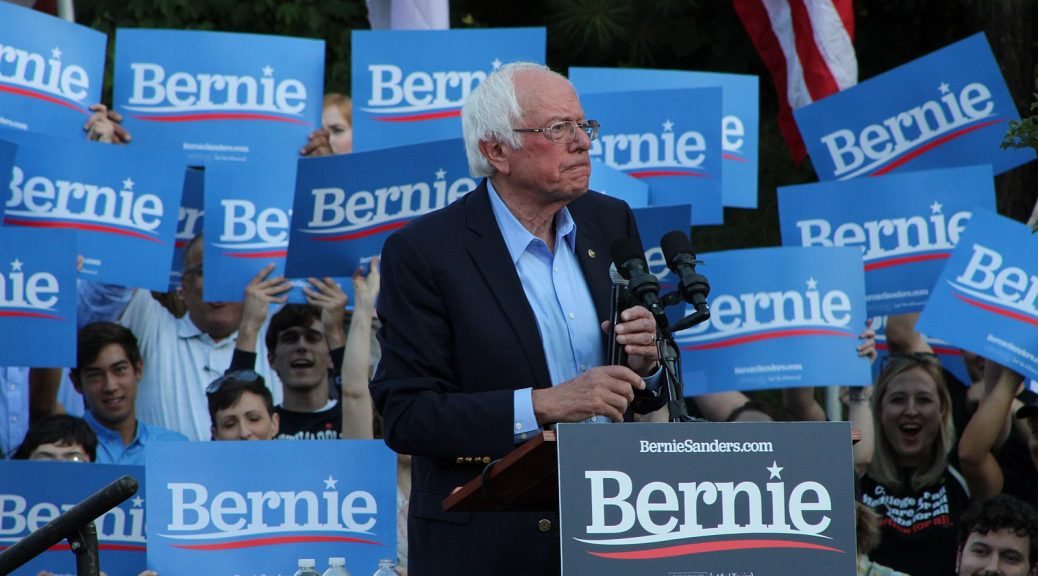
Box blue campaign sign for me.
[0,227,77,367]
[796,33,1035,181]
[633,205,693,328]
[1,127,185,291]
[917,210,1038,380]
[582,89,723,226]
[0,461,146,576]
[170,166,205,290]
[870,315,973,386]
[675,247,872,395]
[590,160,649,208]
[778,165,997,316]
[286,138,475,278]
[113,29,324,164]
[571,67,759,209]
[351,28,545,152]
[146,441,396,576]
[0,3,106,137]
[203,159,350,304]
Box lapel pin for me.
[588,249,596,258]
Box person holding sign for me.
[370,62,665,575]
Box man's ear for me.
[479,139,510,176]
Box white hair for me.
[461,62,571,178]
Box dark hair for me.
[726,400,790,422]
[11,415,97,461]
[75,322,142,377]
[265,304,323,352]
[207,374,275,426]
[959,494,1038,567]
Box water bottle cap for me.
[378,558,395,567]
[328,557,345,566]
[298,559,316,568]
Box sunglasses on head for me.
[206,369,261,395]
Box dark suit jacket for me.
[370,180,640,575]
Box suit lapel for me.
[573,205,613,324]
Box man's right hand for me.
[241,263,292,335]
[531,365,645,424]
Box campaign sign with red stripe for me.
[0,227,76,367]
[0,3,105,137]
[557,421,856,575]
[351,28,544,152]
[674,247,871,395]
[582,89,723,225]
[0,461,146,576]
[203,159,349,303]
[113,29,323,164]
[146,441,395,576]
[169,166,204,290]
[795,33,1035,181]
[572,67,759,209]
[778,165,996,316]
[1,127,184,292]
[917,209,1038,380]
[286,138,474,278]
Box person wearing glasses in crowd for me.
[224,258,379,440]
[11,415,97,462]
[370,62,667,575]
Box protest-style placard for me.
[556,421,856,576]
[582,89,723,225]
[113,29,324,164]
[590,160,649,208]
[795,33,1035,181]
[917,210,1038,380]
[146,441,395,576]
[675,247,872,395]
[778,165,996,316]
[170,166,204,290]
[1,127,185,291]
[286,138,474,278]
[0,461,146,576]
[351,28,545,151]
[571,67,759,209]
[0,3,106,137]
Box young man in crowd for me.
[956,493,1038,576]
[70,322,187,464]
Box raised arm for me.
[337,258,380,439]
[958,361,1022,500]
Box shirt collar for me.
[84,410,142,446]
[486,179,577,264]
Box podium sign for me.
[557,422,856,575]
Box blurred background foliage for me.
[74,0,1037,250]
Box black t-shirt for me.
[274,403,342,440]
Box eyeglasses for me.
[206,370,261,395]
[512,119,599,143]
[879,352,939,370]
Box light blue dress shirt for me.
[85,410,187,466]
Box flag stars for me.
[262,65,274,77]
[491,58,502,69]
[662,119,674,132]
[930,200,943,214]
[51,47,62,60]
[435,168,446,180]
[324,475,338,490]
[132,495,144,508]
[806,277,818,290]
[122,178,135,190]
[767,461,783,480]
[10,259,22,272]
[939,82,950,94]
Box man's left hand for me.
[605,305,660,377]
[303,277,348,348]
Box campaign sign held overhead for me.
[146,441,396,576]
[113,29,324,164]
[0,227,76,367]
[778,165,996,316]
[352,28,546,152]
[571,67,759,209]
[917,210,1038,380]
[170,166,204,290]
[675,247,871,395]
[286,138,474,278]
[0,2,106,136]
[1,128,184,291]
[590,160,649,208]
[556,421,856,576]
[0,461,146,576]
[582,88,723,225]
[796,33,1035,181]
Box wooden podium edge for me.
[442,430,557,512]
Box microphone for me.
[609,237,665,322]
[660,230,710,314]
[607,264,630,367]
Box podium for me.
[442,430,558,512]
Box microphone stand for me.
[658,291,710,423]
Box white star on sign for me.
[767,461,783,480]
[491,58,502,69]
[324,475,338,490]
[930,201,943,214]
[263,65,274,77]
[122,178,135,190]
[10,259,22,272]
[435,168,446,180]
[939,82,950,94]
[806,277,818,290]
[51,47,62,59]
[662,119,674,132]
[132,495,144,508]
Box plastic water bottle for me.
[322,556,351,576]
[293,558,321,576]
[371,558,400,575]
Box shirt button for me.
[514,422,522,430]
[538,519,552,532]
[568,312,575,319]
[590,416,598,423]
